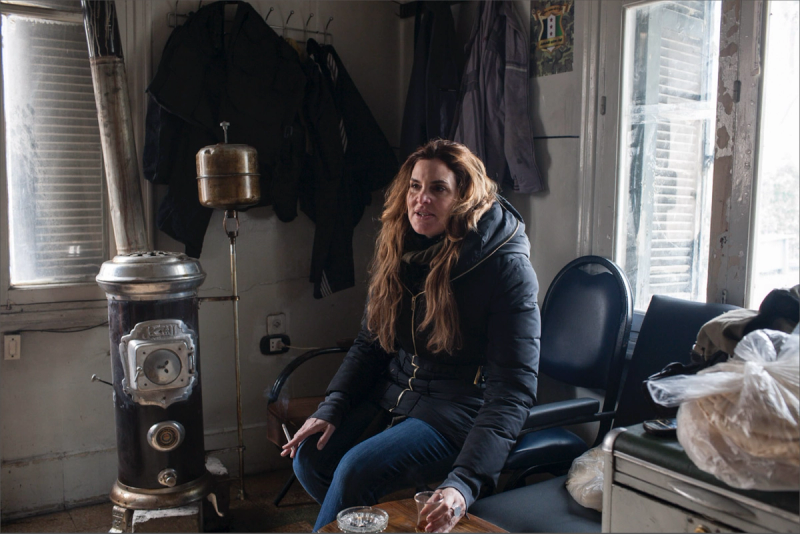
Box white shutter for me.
[649,7,706,298]
[618,1,720,310]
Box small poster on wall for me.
[530,0,574,77]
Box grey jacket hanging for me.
[451,1,543,193]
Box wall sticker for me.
[531,0,574,77]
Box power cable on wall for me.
[14,322,109,334]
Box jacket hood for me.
[451,196,530,279]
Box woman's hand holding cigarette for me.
[281,417,336,459]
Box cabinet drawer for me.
[608,484,739,533]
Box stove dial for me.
[158,468,178,487]
[147,421,185,452]
[143,349,182,385]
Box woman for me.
[283,139,540,532]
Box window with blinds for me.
[616,0,721,311]
[2,3,107,288]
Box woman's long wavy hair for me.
[367,139,498,354]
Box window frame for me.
[0,0,153,328]
[613,1,721,310]
[585,0,766,309]
[706,0,766,307]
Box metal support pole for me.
[224,210,246,500]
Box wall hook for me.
[285,10,294,26]
[325,16,334,32]
[306,13,314,28]
[265,6,273,22]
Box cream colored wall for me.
[150,0,407,479]
[506,1,602,442]
[507,0,586,296]
[1,0,598,519]
[0,0,407,520]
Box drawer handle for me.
[668,481,754,519]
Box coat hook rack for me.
[168,3,333,43]
[395,0,460,18]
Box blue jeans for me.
[293,402,460,531]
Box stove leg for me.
[110,505,132,533]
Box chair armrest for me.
[266,347,349,404]
[522,398,600,431]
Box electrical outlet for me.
[260,334,290,355]
[267,313,286,335]
[4,334,21,360]
[270,338,282,352]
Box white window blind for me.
[3,4,107,287]
[616,0,721,310]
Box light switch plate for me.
[4,334,21,360]
[267,313,286,335]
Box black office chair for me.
[265,342,352,506]
[500,255,633,491]
[470,295,738,532]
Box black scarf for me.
[400,231,444,292]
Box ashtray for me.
[336,506,389,533]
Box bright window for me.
[748,0,800,307]
[2,2,107,289]
[615,0,721,311]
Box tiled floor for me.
[0,469,320,533]
[0,469,418,533]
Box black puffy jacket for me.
[313,197,541,507]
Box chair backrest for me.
[613,295,738,428]
[539,255,633,437]
[265,346,350,450]
[265,346,349,405]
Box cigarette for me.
[282,424,294,449]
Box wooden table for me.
[318,498,507,533]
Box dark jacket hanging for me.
[143,1,306,257]
[304,39,398,298]
[451,0,543,194]
[297,51,353,299]
[399,1,463,160]
[143,3,397,298]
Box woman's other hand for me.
[281,417,336,459]
[419,487,467,533]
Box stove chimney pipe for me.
[81,0,149,254]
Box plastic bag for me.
[647,328,800,491]
[565,446,604,511]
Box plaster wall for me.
[1,0,406,519]
[1,0,597,518]
[506,1,600,441]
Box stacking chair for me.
[265,342,351,506]
[500,255,633,491]
[470,295,738,532]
